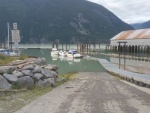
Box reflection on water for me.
[85,51,150,75]
[21,48,150,75]
[51,55,59,61]
[21,49,106,75]
[110,57,150,74]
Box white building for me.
[110,29,150,53]
[111,29,150,46]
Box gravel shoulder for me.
[15,72,150,113]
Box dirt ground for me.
[15,72,150,113]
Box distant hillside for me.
[131,23,142,29]
[131,20,150,29]
[141,20,150,28]
[0,0,134,44]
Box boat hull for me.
[59,51,67,56]
[51,48,59,55]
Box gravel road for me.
[15,72,150,113]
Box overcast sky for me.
[87,0,150,24]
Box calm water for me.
[20,46,150,75]
[21,49,106,75]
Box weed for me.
[12,83,21,89]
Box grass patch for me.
[55,73,76,86]
[20,86,53,101]
[0,73,76,113]
[59,73,76,80]
[18,54,29,60]
[0,54,28,65]
[0,86,52,113]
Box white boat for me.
[51,48,59,55]
[0,49,20,57]
[67,50,83,58]
[74,53,83,58]
[58,50,67,56]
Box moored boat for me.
[0,49,20,57]
[59,50,67,56]
[51,48,59,55]
[67,50,83,58]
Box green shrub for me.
[12,83,21,89]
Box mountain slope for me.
[131,23,142,29]
[0,0,134,43]
[140,20,150,28]
[131,20,150,29]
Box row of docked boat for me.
[0,49,20,56]
[51,48,83,58]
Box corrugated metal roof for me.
[111,29,150,40]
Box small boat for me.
[51,48,59,55]
[58,50,67,56]
[67,50,83,58]
[0,49,20,57]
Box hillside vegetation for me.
[131,20,150,29]
[0,0,134,43]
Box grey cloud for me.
[87,0,150,24]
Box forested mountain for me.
[131,20,150,29]
[0,0,134,44]
[131,23,142,29]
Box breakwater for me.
[0,58,58,90]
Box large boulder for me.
[22,70,33,76]
[12,70,24,78]
[22,64,35,70]
[41,68,53,78]
[44,64,58,71]
[33,73,43,82]
[25,58,46,65]
[3,73,18,84]
[51,71,58,82]
[32,66,42,73]
[47,78,55,86]
[0,66,16,74]
[0,75,12,90]
[37,79,51,87]
[18,76,34,87]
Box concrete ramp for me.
[98,59,150,87]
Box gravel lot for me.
[15,72,150,113]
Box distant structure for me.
[11,23,20,51]
[110,28,150,54]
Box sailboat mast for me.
[7,23,10,49]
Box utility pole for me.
[7,23,10,49]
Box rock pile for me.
[0,58,58,90]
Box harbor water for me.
[21,49,106,75]
[20,44,150,75]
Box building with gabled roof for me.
[110,28,150,53]
[111,28,150,46]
